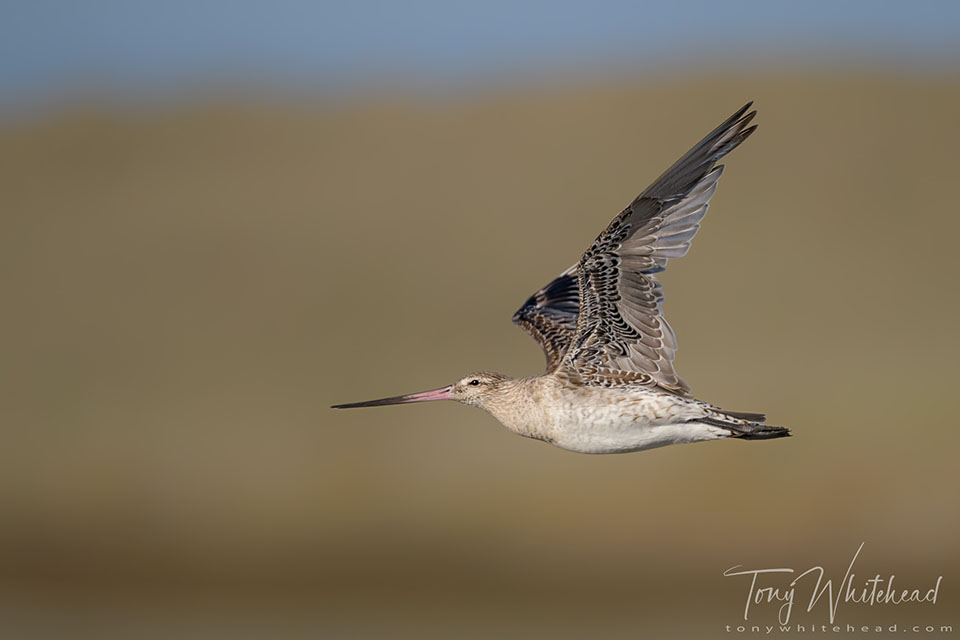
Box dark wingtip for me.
[732,103,758,136]
[724,102,755,129]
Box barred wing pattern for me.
[511,266,579,371]
[560,103,757,394]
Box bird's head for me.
[448,372,509,407]
[331,371,509,410]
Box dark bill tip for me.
[331,385,452,409]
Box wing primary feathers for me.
[640,102,756,203]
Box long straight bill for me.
[331,385,452,409]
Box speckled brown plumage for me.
[516,103,757,395]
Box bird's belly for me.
[543,403,729,455]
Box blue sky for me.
[2,1,959,108]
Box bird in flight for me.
[333,103,789,453]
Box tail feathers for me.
[729,423,791,440]
[699,415,791,440]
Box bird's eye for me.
[469,379,480,386]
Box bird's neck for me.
[482,376,553,440]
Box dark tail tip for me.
[700,416,791,440]
[735,425,791,440]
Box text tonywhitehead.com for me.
[723,624,953,634]
[724,624,953,635]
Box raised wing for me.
[560,103,757,394]
[512,266,579,371]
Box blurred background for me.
[2,2,959,637]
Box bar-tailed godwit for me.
[333,103,790,453]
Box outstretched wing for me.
[560,103,758,394]
[512,266,580,371]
